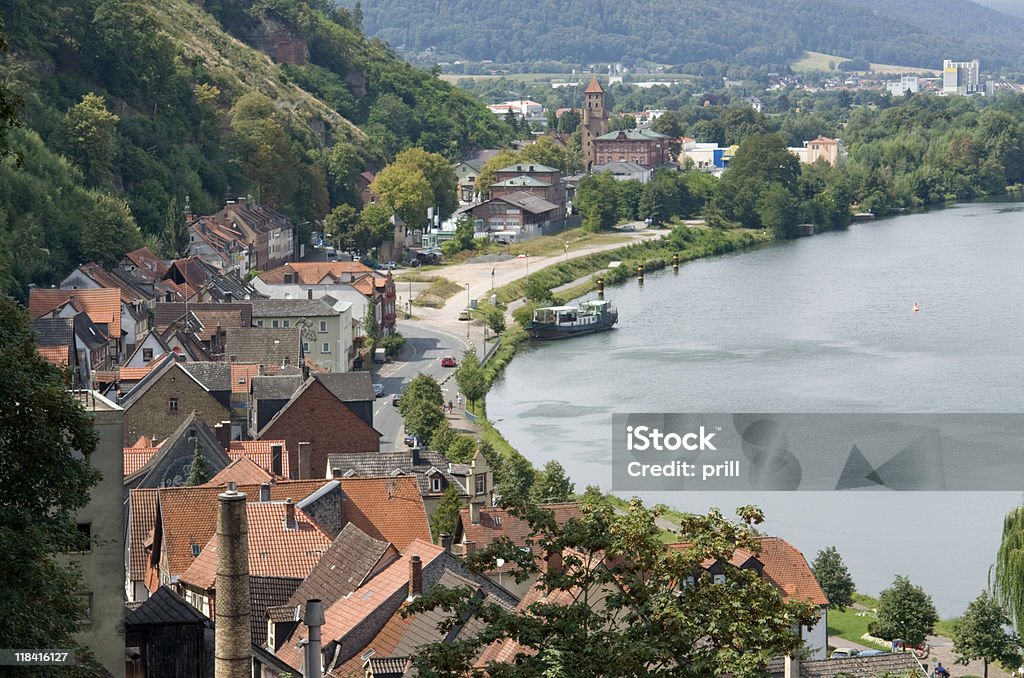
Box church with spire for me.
[581,77,609,171]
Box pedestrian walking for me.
[457,394,463,409]
[447,400,454,414]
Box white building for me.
[886,74,920,96]
[943,59,981,95]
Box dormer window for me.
[191,543,200,557]
[431,475,443,492]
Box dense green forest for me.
[351,0,1024,73]
[0,0,511,298]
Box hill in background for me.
[349,0,1024,72]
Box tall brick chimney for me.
[215,483,250,678]
[283,498,296,530]
[408,555,423,600]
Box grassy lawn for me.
[791,50,938,75]
[505,229,634,258]
[412,277,463,308]
[393,271,441,283]
[827,607,890,650]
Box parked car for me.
[441,355,457,367]
[458,308,472,321]
[857,650,886,657]
[403,434,419,448]
[830,648,859,659]
[383,261,397,270]
[392,394,401,406]
[372,383,384,398]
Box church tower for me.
[581,77,608,171]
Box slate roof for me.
[491,191,559,215]
[286,523,396,611]
[250,576,302,647]
[28,288,121,338]
[228,440,289,478]
[595,128,671,141]
[74,311,110,349]
[338,477,431,550]
[119,361,207,409]
[592,160,650,176]
[76,262,147,303]
[179,501,332,590]
[128,488,159,581]
[203,456,273,487]
[250,298,339,317]
[314,372,374,403]
[496,162,559,174]
[124,585,208,626]
[224,327,301,369]
[30,317,75,346]
[252,375,303,401]
[258,262,373,285]
[181,361,232,392]
[327,449,474,497]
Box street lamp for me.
[466,283,471,341]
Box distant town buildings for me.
[943,59,981,95]
[886,74,921,96]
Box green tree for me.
[485,306,506,335]
[370,161,433,229]
[952,591,1023,678]
[324,204,359,249]
[0,295,101,650]
[996,505,1024,631]
[0,18,22,160]
[389,147,458,222]
[186,438,212,486]
[640,170,691,224]
[455,348,487,410]
[493,452,536,506]
[531,460,575,503]
[354,202,395,254]
[229,93,300,207]
[869,575,939,646]
[80,192,143,268]
[810,546,856,611]
[575,172,620,231]
[430,485,463,542]
[58,93,120,188]
[475,149,520,198]
[363,297,378,343]
[406,503,818,676]
[430,419,459,455]
[160,198,190,259]
[524,277,555,305]
[518,135,582,174]
[398,373,445,442]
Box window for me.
[492,515,502,527]
[272,320,279,328]
[475,473,486,495]
[319,321,327,333]
[191,543,200,557]
[76,523,92,552]
[322,342,330,354]
[283,320,290,328]
[302,342,309,353]
[431,475,443,492]
[142,348,153,362]
[256,320,263,327]
[168,398,178,412]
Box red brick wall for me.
[260,380,380,478]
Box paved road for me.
[369,320,466,451]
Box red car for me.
[441,355,457,367]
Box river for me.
[488,199,1024,617]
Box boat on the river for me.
[525,299,618,339]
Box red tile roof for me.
[339,477,431,550]
[277,539,444,669]
[228,440,289,478]
[179,501,332,590]
[36,345,69,366]
[128,489,160,581]
[28,288,121,338]
[203,456,273,487]
[584,76,604,93]
[119,356,170,382]
[753,536,829,606]
[124,446,159,476]
[667,536,828,606]
[457,503,582,571]
[125,247,169,279]
[259,262,373,285]
[157,480,333,578]
[328,603,416,677]
[231,364,262,394]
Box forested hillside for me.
[0,0,511,297]
[352,0,1024,72]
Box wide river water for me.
[489,199,1024,616]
